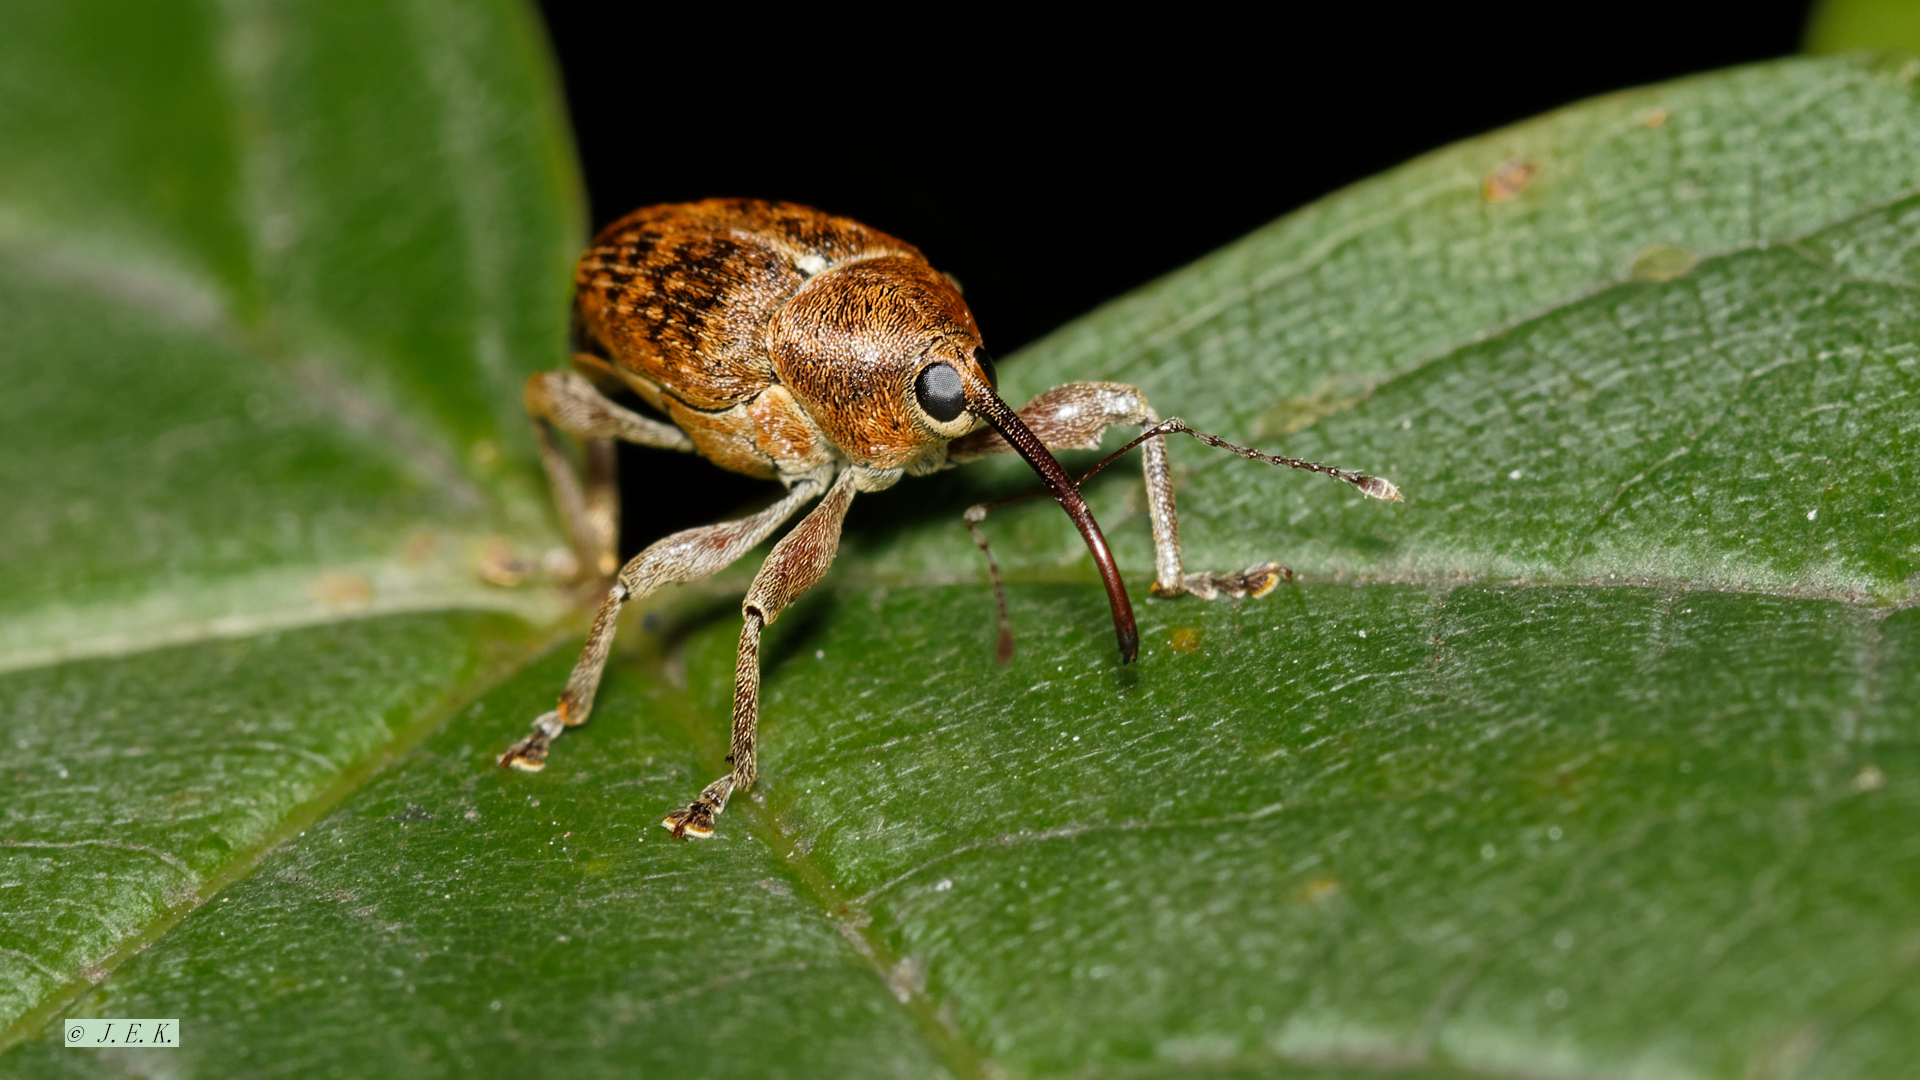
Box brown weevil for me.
[497,199,1401,838]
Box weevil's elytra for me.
[498,198,1402,839]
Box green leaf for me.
[0,0,577,1044]
[6,23,1920,1080]
[1807,0,1920,57]
[841,55,1920,599]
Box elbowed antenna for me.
[964,381,1139,664]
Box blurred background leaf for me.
[0,0,578,1045]
[1808,0,1920,55]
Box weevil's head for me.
[768,255,1139,663]
[767,255,995,470]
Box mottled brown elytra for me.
[497,199,1401,838]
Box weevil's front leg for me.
[948,382,1284,600]
[663,469,858,839]
[525,364,697,578]
[497,472,826,772]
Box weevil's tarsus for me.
[1182,561,1292,600]
[497,709,564,771]
[664,775,733,839]
[963,381,1139,664]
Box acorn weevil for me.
[497,199,1400,838]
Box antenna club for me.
[1359,475,1403,502]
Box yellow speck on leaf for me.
[1298,877,1341,903]
[1628,243,1699,282]
[1169,627,1203,653]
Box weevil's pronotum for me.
[498,199,1401,838]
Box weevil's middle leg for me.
[497,473,825,773]
[664,469,858,839]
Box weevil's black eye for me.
[914,362,967,423]
[973,346,998,390]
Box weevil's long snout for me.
[963,381,1139,664]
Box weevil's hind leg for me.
[497,473,826,772]
[949,382,1397,632]
[525,364,698,578]
[948,382,1282,606]
[529,419,616,580]
[1109,404,1292,602]
[664,470,858,838]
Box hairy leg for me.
[950,383,1401,659]
[525,363,696,577]
[947,381,1286,599]
[663,469,858,838]
[497,473,826,772]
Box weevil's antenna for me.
[1082,418,1403,501]
[964,383,1139,664]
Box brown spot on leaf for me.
[1483,160,1538,203]
[476,540,536,587]
[404,531,437,564]
[1641,107,1669,128]
[311,571,371,608]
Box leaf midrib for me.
[16,172,1912,680]
[0,627,567,1053]
[895,187,1920,613]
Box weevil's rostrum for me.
[499,198,1401,839]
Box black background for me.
[530,3,1818,552]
